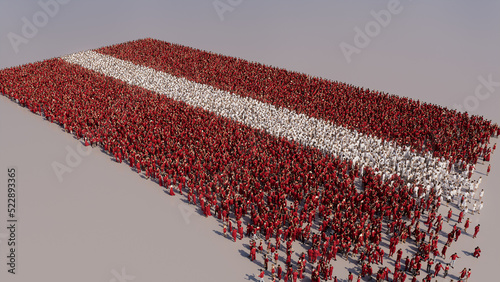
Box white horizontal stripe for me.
[61,50,474,197]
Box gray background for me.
[1,0,499,281]
[1,0,500,120]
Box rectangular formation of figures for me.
[0,38,497,281]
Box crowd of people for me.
[62,49,493,216]
[0,39,497,281]
[98,38,498,165]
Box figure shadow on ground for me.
[406,245,418,253]
[462,250,473,257]
[346,256,359,265]
[244,273,258,281]
[179,197,190,204]
[195,208,206,217]
[436,238,448,246]
[213,230,236,242]
[462,232,473,238]
[345,264,361,275]
[239,249,250,258]
[378,240,390,249]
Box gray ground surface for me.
[0,93,499,282]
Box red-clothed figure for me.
[441,244,448,259]
[238,226,244,240]
[250,246,256,261]
[473,246,481,258]
[232,229,237,242]
[464,218,470,233]
[434,262,442,277]
[473,224,480,238]
[396,249,403,263]
[455,228,461,241]
[258,270,265,281]
[450,253,460,268]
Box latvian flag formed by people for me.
[0,38,497,279]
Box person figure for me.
[458,210,464,223]
[455,228,462,242]
[396,248,403,263]
[460,267,467,281]
[434,262,442,277]
[292,268,298,282]
[473,246,481,258]
[400,271,407,282]
[450,253,459,268]
[250,245,257,261]
[258,269,265,282]
[487,164,491,176]
[442,243,449,259]
[232,228,238,242]
[473,224,480,238]
[426,259,434,273]
[239,225,244,240]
